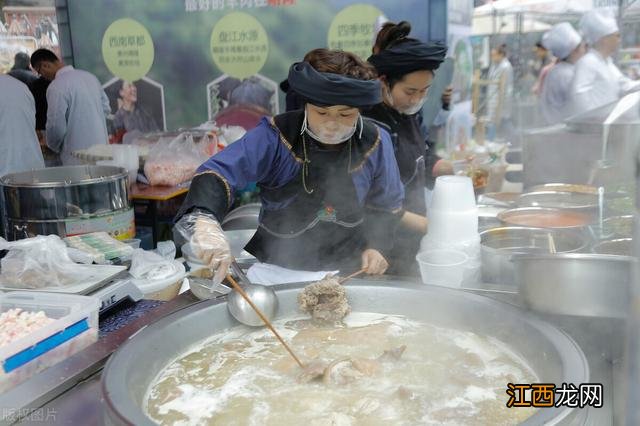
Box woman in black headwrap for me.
[366,21,448,276]
[175,49,404,284]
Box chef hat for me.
[580,9,619,45]
[542,23,582,60]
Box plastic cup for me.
[430,175,477,212]
[427,208,479,242]
[416,249,469,288]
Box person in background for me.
[539,23,586,125]
[175,49,404,284]
[30,49,110,165]
[370,21,454,184]
[365,20,448,275]
[571,9,640,116]
[7,52,37,86]
[531,42,552,96]
[0,75,44,177]
[486,44,514,141]
[29,75,50,132]
[112,80,160,136]
[29,74,56,166]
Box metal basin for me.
[481,227,588,285]
[102,281,589,425]
[513,253,634,318]
[498,207,592,229]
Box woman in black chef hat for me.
[365,21,448,276]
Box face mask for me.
[302,109,359,145]
[397,96,427,115]
[385,84,427,115]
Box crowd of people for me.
[485,8,640,135]
[0,48,164,172]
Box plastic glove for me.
[175,212,232,285]
[361,249,388,275]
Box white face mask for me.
[385,85,427,116]
[302,109,359,145]
[397,96,427,115]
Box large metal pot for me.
[102,281,589,425]
[481,227,588,285]
[0,165,132,240]
[513,253,634,318]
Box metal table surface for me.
[5,281,621,425]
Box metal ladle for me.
[188,261,278,327]
[225,274,304,368]
[226,266,279,327]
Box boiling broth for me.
[145,313,537,425]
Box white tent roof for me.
[472,13,552,35]
[475,0,592,15]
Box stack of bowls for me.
[418,176,481,287]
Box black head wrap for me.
[287,61,382,108]
[368,39,447,78]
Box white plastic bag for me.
[0,236,95,288]
[143,132,209,186]
[129,249,179,280]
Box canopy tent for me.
[475,0,592,15]
[472,13,551,35]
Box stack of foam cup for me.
[418,176,481,287]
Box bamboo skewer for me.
[338,268,367,284]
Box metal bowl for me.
[498,207,592,229]
[102,280,589,425]
[592,238,633,256]
[481,227,588,285]
[513,253,635,318]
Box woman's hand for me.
[361,249,389,275]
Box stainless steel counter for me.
[3,280,622,425]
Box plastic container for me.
[0,291,99,393]
[416,250,468,288]
[131,260,186,301]
[421,234,481,259]
[430,176,477,211]
[427,208,479,242]
[112,145,139,185]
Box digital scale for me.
[88,271,144,314]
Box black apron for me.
[364,103,427,276]
[245,111,377,271]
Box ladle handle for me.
[338,268,367,284]
[225,275,305,369]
